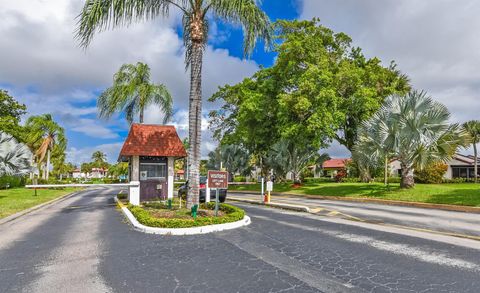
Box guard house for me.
[119,124,187,203]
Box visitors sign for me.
[207,170,228,189]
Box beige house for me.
[389,153,479,179]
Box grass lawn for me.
[0,187,78,219]
[229,182,480,207]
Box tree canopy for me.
[0,90,27,141]
[210,19,411,159]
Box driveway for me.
[1,188,480,292]
[229,192,480,238]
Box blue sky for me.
[1,0,480,165]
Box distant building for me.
[176,169,185,181]
[321,158,351,178]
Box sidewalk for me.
[228,192,480,240]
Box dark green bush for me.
[128,203,245,228]
[0,175,26,188]
[117,192,128,200]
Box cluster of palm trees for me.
[354,91,475,188]
[0,114,67,180]
[77,0,272,208]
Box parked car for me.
[178,176,227,203]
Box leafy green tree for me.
[53,161,75,180]
[355,91,467,188]
[209,69,281,177]
[25,114,67,181]
[0,132,32,176]
[77,0,272,209]
[210,19,410,155]
[462,120,480,182]
[108,162,128,180]
[98,62,173,124]
[0,90,27,141]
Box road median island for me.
[114,197,251,235]
[230,190,480,214]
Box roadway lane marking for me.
[218,232,362,293]
[252,214,480,272]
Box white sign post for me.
[206,179,211,203]
[266,180,273,203]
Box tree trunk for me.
[46,149,50,181]
[139,107,144,124]
[474,143,478,183]
[384,156,388,186]
[186,42,204,209]
[400,162,414,188]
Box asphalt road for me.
[230,192,480,238]
[1,188,480,293]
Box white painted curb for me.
[228,197,311,213]
[114,197,251,235]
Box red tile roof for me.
[322,158,351,169]
[119,124,187,159]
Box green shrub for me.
[233,176,247,182]
[0,175,26,188]
[128,203,245,228]
[442,178,475,184]
[303,177,334,183]
[415,163,448,184]
[340,177,361,183]
[117,192,128,200]
[372,177,401,184]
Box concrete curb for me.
[230,190,480,214]
[228,197,311,213]
[114,197,251,235]
[0,189,81,225]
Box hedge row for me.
[0,175,26,188]
[128,202,245,228]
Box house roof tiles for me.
[119,124,187,159]
[322,158,351,169]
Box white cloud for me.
[1,0,260,161]
[301,0,480,157]
[67,142,124,165]
[70,119,119,139]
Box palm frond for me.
[0,132,33,176]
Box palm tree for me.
[463,120,480,182]
[0,132,32,176]
[98,62,173,124]
[355,91,467,188]
[267,139,321,184]
[92,151,107,163]
[77,0,272,208]
[25,114,67,181]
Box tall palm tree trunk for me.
[139,108,144,124]
[187,42,204,209]
[474,143,478,183]
[384,156,388,186]
[46,149,51,181]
